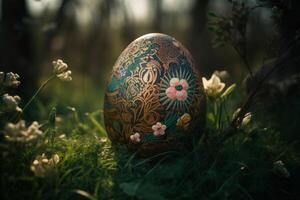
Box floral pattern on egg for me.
[104,33,206,157]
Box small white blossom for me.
[52,59,72,81]
[3,72,20,87]
[232,108,252,128]
[99,137,108,143]
[55,116,63,124]
[31,153,60,177]
[0,72,4,85]
[241,112,252,127]
[4,120,43,142]
[202,74,225,99]
[273,160,290,178]
[58,134,66,139]
[57,70,72,81]
[2,93,22,112]
[130,132,141,143]
[53,59,68,74]
[67,106,76,112]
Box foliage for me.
[1,1,300,199]
[1,112,299,199]
[0,59,299,200]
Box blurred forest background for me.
[0,0,275,115]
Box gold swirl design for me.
[124,75,144,99]
[113,39,153,75]
[139,59,161,84]
[104,33,206,156]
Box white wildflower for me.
[55,116,63,124]
[67,106,76,112]
[130,132,141,143]
[4,120,43,142]
[202,74,225,99]
[0,72,4,85]
[232,108,252,128]
[52,59,72,81]
[58,134,66,139]
[31,153,60,177]
[3,72,20,87]
[57,70,72,81]
[99,137,108,143]
[2,93,22,112]
[241,112,252,127]
[53,59,68,74]
[273,160,290,178]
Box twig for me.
[231,43,253,77]
[222,49,291,142]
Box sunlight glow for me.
[124,0,150,22]
[26,0,62,17]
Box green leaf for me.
[48,107,56,127]
[86,112,107,137]
[119,182,139,196]
[221,84,236,99]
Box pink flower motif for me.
[170,78,180,87]
[179,79,189,90]
[165,78,189,101]
[176,90,187,101]
[130,133,141,143]
[166,87,177,100]
[152,122,167,136]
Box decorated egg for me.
[104,33,206,157]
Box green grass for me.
[1,74,300,200]
[1,109,299,200]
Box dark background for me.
[0,0,274,112]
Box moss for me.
[1,121,299,200]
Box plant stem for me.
[50,128,56,147]
[86,113,107,137]
[218,100,223,131]
[22,75,55,113]
[213,100,218,129]
[222,49,291,142]
[12,75,56,122]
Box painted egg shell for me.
[104,33,206,157]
